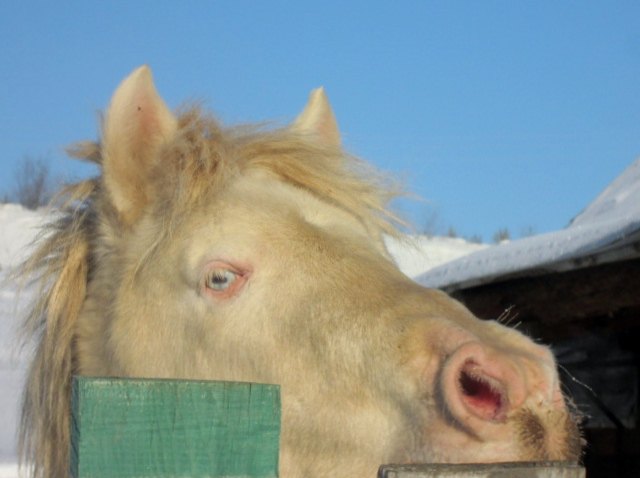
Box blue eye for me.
[206,269,238,291]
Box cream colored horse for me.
[20,66,582,478]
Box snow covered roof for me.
[416,158,640,291]
[386,236,486,278]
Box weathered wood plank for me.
[451,258,640,339]
[378,462,585,478]
[70,376,281,478]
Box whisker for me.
[496,306,515,325]
[558,364,626,429]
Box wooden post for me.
[378,462,586,478]
[70,376,281,478]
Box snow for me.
[0,205,47,475]
[385,235,486,278]
[0,465,25,478]
[0,202,481,475]
[572,157,640,226]
[417,158,640,290]
[0,205,46,271]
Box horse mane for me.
[18,106,401,477]
[18,177,96,477]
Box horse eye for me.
[206,269,238,291]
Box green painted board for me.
[70,376,281,478]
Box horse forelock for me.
[153,106,403,240]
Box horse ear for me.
[102,65,177,225]
[291,87,341,147]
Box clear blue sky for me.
[1,2,639,241]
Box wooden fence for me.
[378,463,585,478]
[70,377,281,478]
[71,376,585,478]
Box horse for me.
[19,66,582,478]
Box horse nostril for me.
[458,362,507,422]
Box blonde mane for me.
[19,106,401,477]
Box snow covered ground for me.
[385,235,486,278]
[0,205,47,475]
[0,203,482,475]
